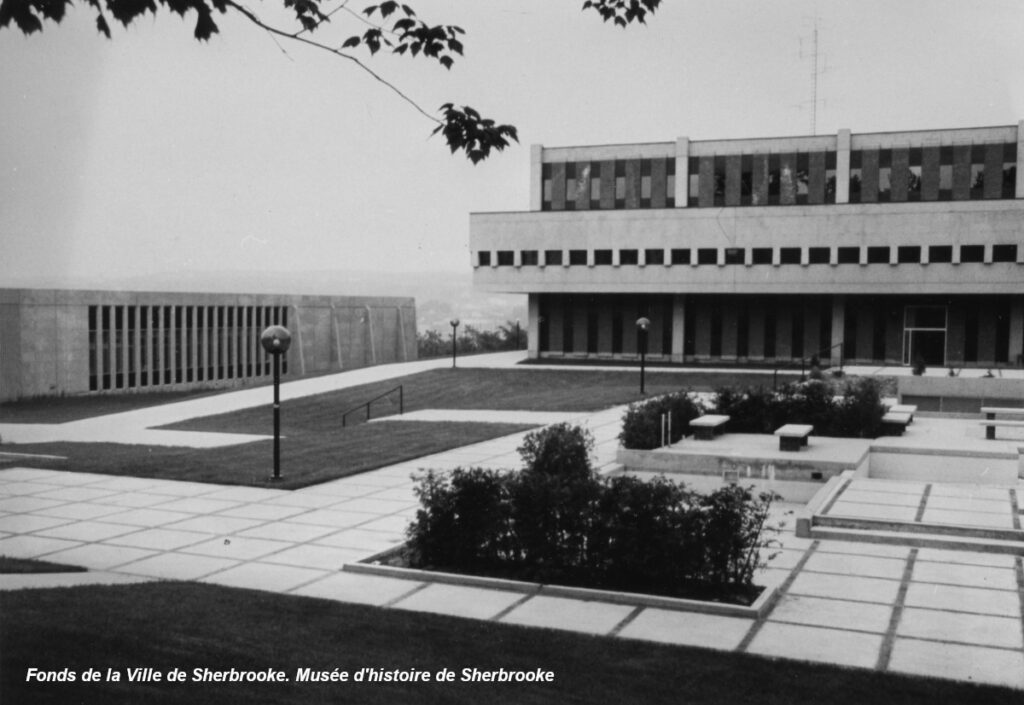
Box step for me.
[809,525,1024,555]
[813,514,1024,542]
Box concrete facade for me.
[0,289,416,401]
[471,124,1024,369]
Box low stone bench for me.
[980,407,1024,440]
[774,424,813,451]
[690,414,730,440]
[888,404,917,423]
[880,411,912,436]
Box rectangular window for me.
[724,248,744,265]
[897,246,921,264]
[520,250,539,266]
[594,249,613,265]
[960,245,984,263]
[928,245,953,263]
[644,249,665,265]
[496,250,514,266]
[671,248,691,265]
[751,248,772,265]
[477,251,491,266]
[697,248,717,265]
[808,247,830,264]
[619,249,639,265]
[569,250,587,266]
[545,249,563,266]
[780,248,801,265]
[867,246,890,264]
[837,247,860,265]
[993,244,1018,263]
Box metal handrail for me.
[341,385,404,427]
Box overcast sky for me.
[2,0,1023,287]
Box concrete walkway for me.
[2,353,1024,691]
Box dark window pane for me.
[960,245,984,263]
[645,249,664,265]
[619,249,638,265]
[928,245,952,263]
[478,251,491,266]
[897,246,921,264]
[594,249,613,265]
[545,250,563,266]
[867,246,889,264]
[752,248,772,265]
[569,250,587,266]
[780,248,801,265]
[808,247,830,264]
[496,250,514,266]
[671,249,691,265]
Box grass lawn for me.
[1,581,1014,705]
[0,556,87,574]
[0,389,219,425]
[2,368,801,489]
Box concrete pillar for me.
[527,295,540,359]
[671,294,686,362]
[830,297,845,366]
[170,306,179,384]
[119,305,129,389]
[675,138,689,207]
[155,306,164,386]
[748,302,765,360]
[530,144,543,211]
[145,306,154,386]
[131,305,140,388]
[211,307,220,380]
[721,304,738,360]
[1017,120,1024,198]
[191,305,199,382]
[1009,298,1024,367]
[836,129,851,204]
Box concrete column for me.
[1009,298,1024,366]
[190,305,199,382]
[836,129,851,204]
[254,307,263,375]
[748,302,765,360]
[671,295,686,362]
[131,305,140,388]
[1017,120,1024,198]
[675,137,689,207]
[169,306,178,384]
[984,244,993,264]
[240,306,249,378]
[145,306,154,386]
[830,297,845,367]
[155,307,164,386]
[527,294,540,359]
[119,305,129,389]
[530,144,543,211]
[211,307,220,380]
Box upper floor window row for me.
[542,158,676,211]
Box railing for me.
[341,385,404,427]
[773,342,845,390]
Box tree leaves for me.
[344,3,462,70]
[434,104,518,165]
[582,0,661,27]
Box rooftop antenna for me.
[797,10,828,134]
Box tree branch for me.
[223,0,440,125]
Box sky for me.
[2,0,1023,289]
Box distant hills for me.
[7,269,525,333]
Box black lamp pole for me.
[260,325,292,481]
[450,318,460,368]
[636,317,650,395]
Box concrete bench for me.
[880,411,912,436]
[888,404,917,423]
[774,424,813,451]
[980,407,1024,440]
[980,419,1024,440]
[690,414,730,440]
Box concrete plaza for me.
[2,352,1024,691]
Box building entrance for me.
[902,305,947,366]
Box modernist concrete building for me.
[471,123,1024,369]
[0,289,416,401]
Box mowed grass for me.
[2,582,1015,705]
[0,389,218,424]
[0,556,87,574]
[2,368,799,489]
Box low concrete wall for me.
[898,376,1024,414]
[868,445,1019,484]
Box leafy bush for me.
[619,392,705,450]
[407,424,780,602]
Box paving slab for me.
[746,622,885,669]
[911,561,1018,591]
[786,571,903,604]
[100,508,196,527]
[0,497,70,514]
[163,515,268,535]
[0,572,154,591]
[801,551,908,581]
[201,562,331,593]
[115,552,240,581]
[180,536,295,561]
[37,520,146,542]
[237,522,339,543]
[815,541,911,560]
[284,509,380,529]
[617,608,752,649]
[500,595,635,635]
[292,572,425,606]
[903,582,1021,617]
[768,594,894,633]
[107,528,216,551]
[313,528,403,553]
[44,543,158,570]
[0,534,83,558]
[35,502,128,521]
[897,606,1024,649]
[394,583,526,621]
[260,544,367,570]
[915,548,1018,569]
[826,501,919,522]
[888,638,1024,690]
[920,508,1014,529]
[216,503,307,521]
[96,493,183,509]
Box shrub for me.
[619,392,705,450]
[830,377,887,438]
[517,422,594,483]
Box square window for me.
[779,247,801,265]
[594,249,613,265]
[619,249,639,265]
[867,246,890,264]
[477,251,491,267]
[960,245,984,263]
[837,247,860,264]
[569,250,587,266]
[644,249,665,265]
[993,244,1017,262]
[671,249,691,265]
[724,248,744,265]
[928,245,952,263]
[897,246,921,264]
[697,248,717,265]
[520,250,538,266]
[496,250,514,266]
[544,250,563,266]
[751,248,772,265]
[808,247,830,264]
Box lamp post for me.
[515,319,521,350]
[260,325,292,481]
[450,318,460,368]
[636,317,650,395]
